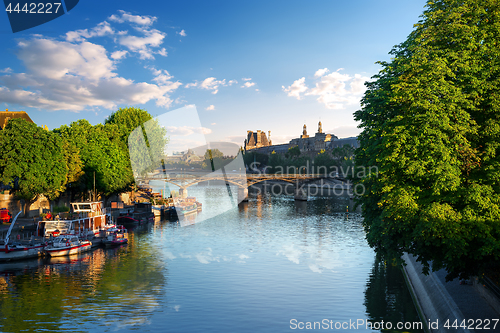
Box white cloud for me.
[283,69,369,109]
[205,105,215,111]
[0,35,181,111]
[200,77,226,94]
[223,135,246,145]
[184,82,197,88]
[65,21,115,42]
[0,68,12,73]
[242,77,252,81]
[242,81,255,88]
[166,126,212,136]
[157,48,168,57]
[282,77,308,100]
[314,68,329,77]
[111,50,128,60]
[178,29,187,37]
[17,38,115,81]
[109,10,156,26]
[118,28,166,60]
[211,122,216,125]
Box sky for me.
[0,0,428,149]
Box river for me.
[0,185,423,332]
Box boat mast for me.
[4,211,23,245]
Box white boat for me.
[102,226,128,248]
[152,205,163,216]
[0,211,45,261]
[37,201,115,240]
[44,235,92,257]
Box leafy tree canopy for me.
[106,107,168,177]
[0,119,67,212]
[54,120,133,197]
[285,145,301,159]
[354,0,500,280]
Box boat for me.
[116,202,154,226]
[102,226,128,248]
[37,201,115,246]
[0,211,45,261]
[44,235,92,257]
[152,205,163,217]
[176,201,198,216]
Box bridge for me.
[139,171,350,201]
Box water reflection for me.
[0,230,167,333]
[364,260,424,333]
[0,186,422,333]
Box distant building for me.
[244,130,272,150]
[289,121,338,152]
[0,109,34,129]
[244,121,358,155]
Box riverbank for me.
[402,253,499,333]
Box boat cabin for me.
[37,201,112,238]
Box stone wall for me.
[0,190,133,217]
[0,191,50,217]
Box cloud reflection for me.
[277,243,341,273]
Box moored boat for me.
[37,201,114,240]
[102,226,128,248]
[0,211,45,261]
[177,202,198,216]
[44,235,92,257]
[116,202,154,226]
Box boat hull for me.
[45,242,92,257]
[0,245,44,261]
[104,239,128,248]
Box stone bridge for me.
[141,171,349,202]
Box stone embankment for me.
[402,253,499,333]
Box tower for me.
[301,124,309,139]
[318,121,323,134]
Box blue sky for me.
[0,0,427,147]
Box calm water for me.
[0,186,423,332]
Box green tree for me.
[203,149,225,170]
[106,107,168,176]
[314,150,333,171]
[354,0,500,280]
[0,119,67,215]
[55,120,133,197]
[285,145,300,159]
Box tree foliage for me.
[106,107,168,176]
[54,120,133,197]
[0,119,67,212]
[354,0,500,279]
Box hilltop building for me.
[244,121,359,155]
[0,109,34,129]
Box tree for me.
[203,149,225,171]
[106,107,168,177]
[0,119,67,216]
[354,0,500,280]
[54,120,133,197]
[285,145,300,159]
